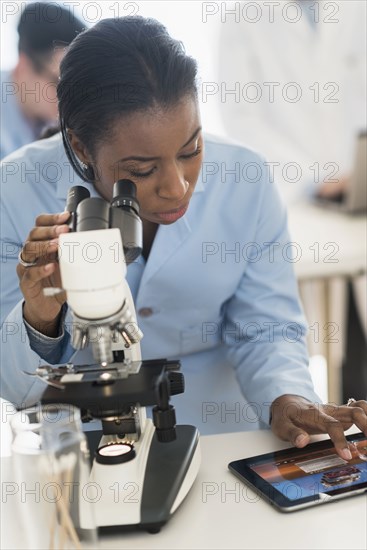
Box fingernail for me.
[295,434,308,447]
[44,263,53,272]
[49,239,59,246]
[58,211,69,222]
[341,448,352,461]
[55,225,69,235]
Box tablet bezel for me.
[228,432,367,512]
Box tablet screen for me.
[229,432,367,510]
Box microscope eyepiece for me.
[76,197,110,232]
[66,185,91,214]
[112,179,140,215]
[110,179,142,263]
[113,179,137,199]
[65,185,91,231]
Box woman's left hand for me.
[270,395,367,461]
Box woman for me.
[1,16,366,456]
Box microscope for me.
[38,181,200,533]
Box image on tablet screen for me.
[249,437,367,501]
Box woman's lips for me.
[154,203,189,223]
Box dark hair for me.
[39,123,61,140]
[18,2,85,69]
[57,16,198,182]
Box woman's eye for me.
[122,146,202,178]
[180,147,202,160]
[128,167,156,178]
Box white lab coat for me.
[218,0,366,199]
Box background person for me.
[0,1,85,159]
[218,0,366,201]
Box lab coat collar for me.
[136,212,192,290]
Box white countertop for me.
[287,200,366,280]
[1,428,365,550]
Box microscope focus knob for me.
[153,405,177,443]
[168,371,185,396]
[156,427,176,443]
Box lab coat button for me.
[138,307,154,318]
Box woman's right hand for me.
[17,212,70,337]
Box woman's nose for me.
[157,171,189,201]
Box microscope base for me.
[87,424,200,533]
[138,424,200,533]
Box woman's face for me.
[74,97,203,225]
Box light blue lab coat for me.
[0,133,320,433]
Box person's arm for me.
[223,159,319,420]
[23,302,70,363]
[0,201,76,407]
[0,299,76,407]
[223,159,367,457]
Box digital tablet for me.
[228,432,367,512]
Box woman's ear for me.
[67,130,91,165]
